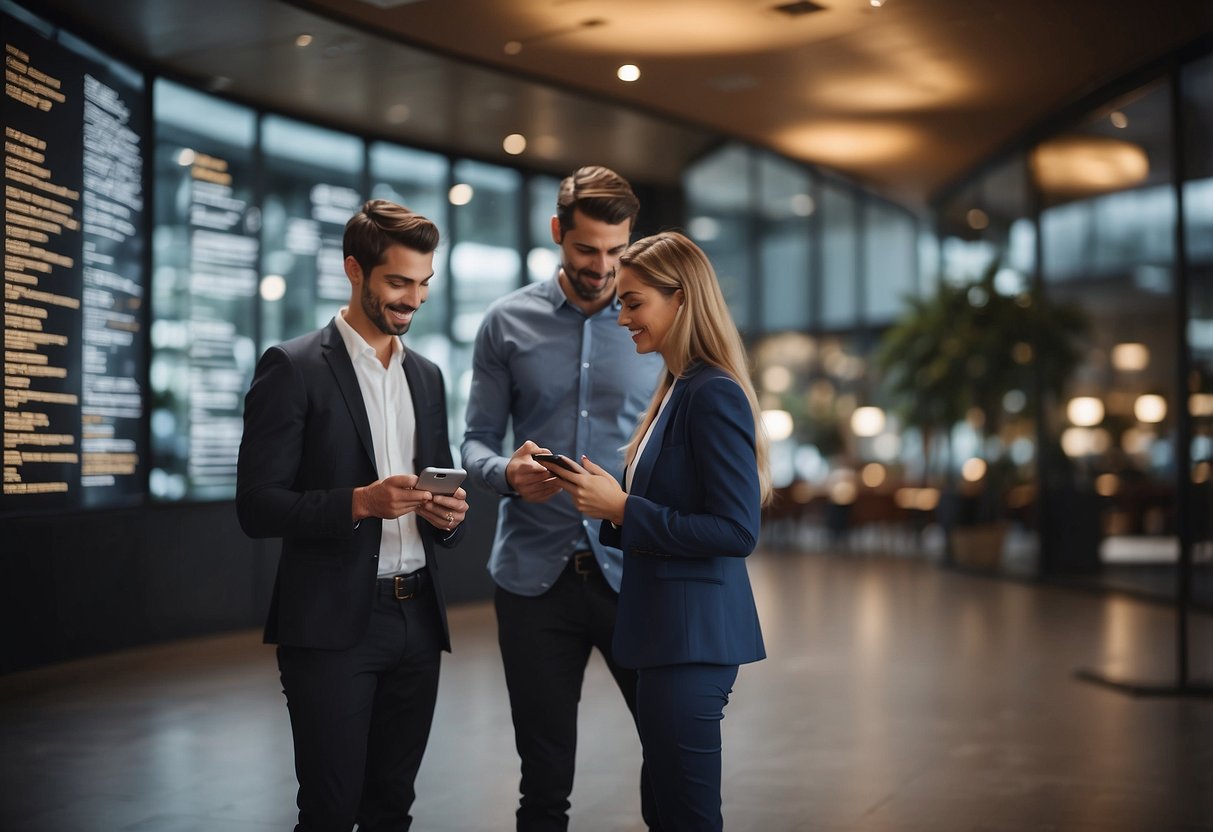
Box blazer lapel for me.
[402,351,428,467]
[628,379,686,497]
[321,321,377,469]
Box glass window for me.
[685,144,753,331]
[151,80,257,502]
[259,116,364,351]
[528,174,562,284]
[1036,79,1178,591]
[369,143,451,345]
[757,154,812,332]
[820,182,858,330]
[863,200,918,324]
[448,159,522,441]
[1182,54,1213,610]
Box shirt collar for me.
[334,307,405,364]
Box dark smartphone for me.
[415,466,466,495]
[532,453,576,472]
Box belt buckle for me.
[393,574,415,600]
[573,551,593,576]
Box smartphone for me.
[532,453,576,472]
[416,466,466,495]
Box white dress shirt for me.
[334,309,427,577]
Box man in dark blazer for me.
[236,199,468,832]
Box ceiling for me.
[34,0,1213,210]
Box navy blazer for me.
[236,319,463,652]
[601,364,765,669]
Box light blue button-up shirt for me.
[462,276,663,595]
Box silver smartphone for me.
[416,466,466,495]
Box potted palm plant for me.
[875,262,1087,568]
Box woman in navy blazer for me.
[539,232,770,830]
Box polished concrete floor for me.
[2,550,1212,832]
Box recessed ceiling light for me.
[295,34,313,47]
[617,64,640,82]
[385,104,411,124]
[503,133,527,155]
[1110,111,1129,129]
[870,0,885,7]
[449,183,474,206]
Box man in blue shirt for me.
[463,166,663,831]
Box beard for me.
[562,260,615,302]
[361,281,415,336]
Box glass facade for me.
[1183,54,1213,610]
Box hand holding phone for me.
[532,453,577,473]
[415,466,467,495]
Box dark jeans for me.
[278,576,443,832]
[495,555,659,831]
[636,663,738,832]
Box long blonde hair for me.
[619,232,772,506]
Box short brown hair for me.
[344,199,439,277]
[555,166,639,234]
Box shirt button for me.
[602,563,610,570]
[583,362,590,368]
[540,582,550,589]
[580,410,588,417]
[582,520,589,526]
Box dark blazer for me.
[236,319,462,652]
[601,364,765,669]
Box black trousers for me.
[277,574,443,832]
[495,555,659,832]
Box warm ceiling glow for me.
[966,208,989,230]
[502,133,527,155]
[448,183,474,206]
[850,406,886,437]
[1031,136,1149,195]
[1066,396,1104,427]
[503,41,522,55]
[617,64,641,82]
[519,2,864,56]
[774,121,923,167]
[295,34,313,47]
[1111,342,1149,372]
[1110,111,1129,129]
[762,409,794,441]
[1134,394,1167,423]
